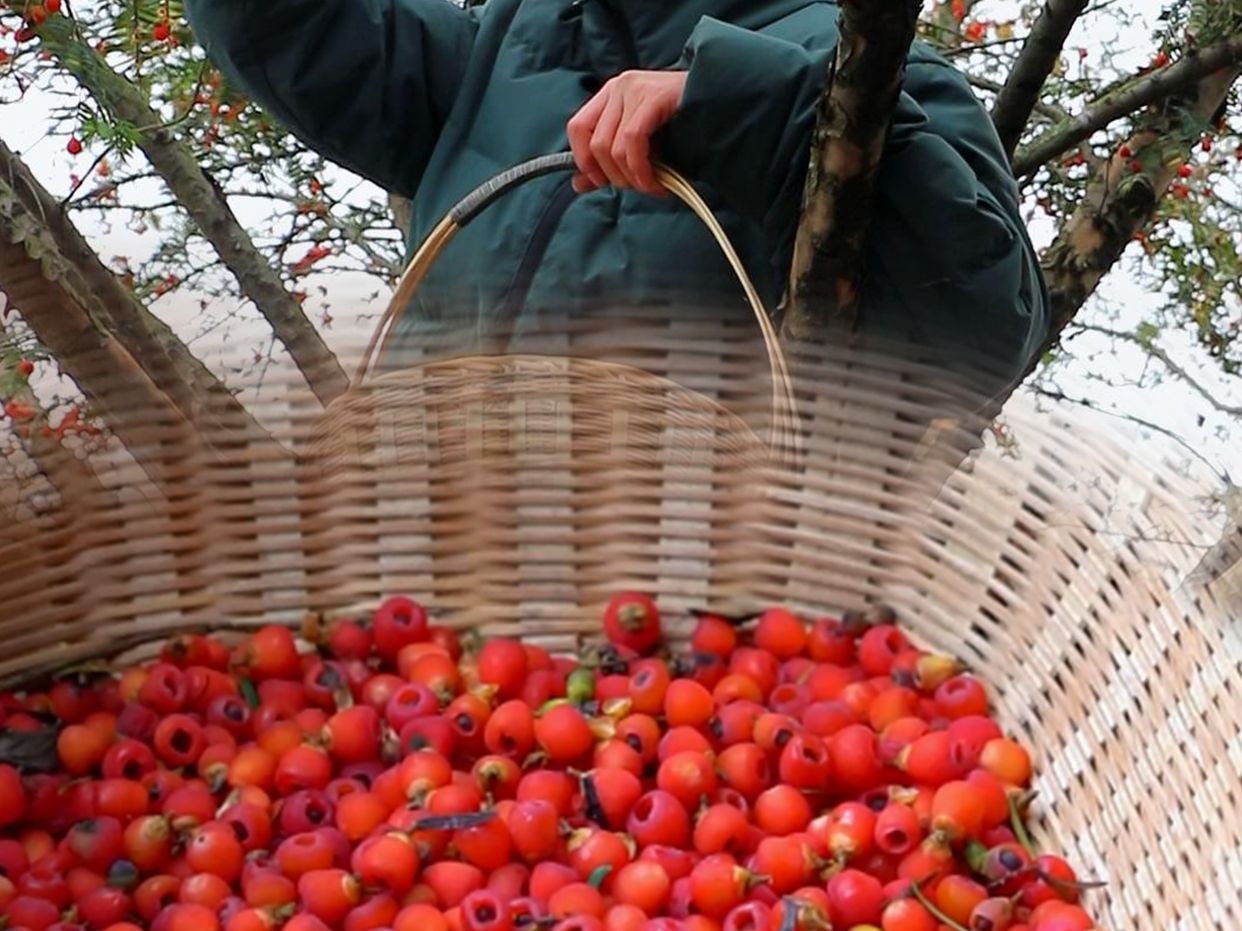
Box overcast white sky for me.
[1,0,1238,492]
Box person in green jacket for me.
[185,0,1048,391]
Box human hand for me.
[567,70,688,197]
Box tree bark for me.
[990,0,1090,159]
[41,20,349,405]
[1035,65,1241,360]
[783,0,921,339]
[0,140,276,450]
[388,193,413,240]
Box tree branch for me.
[1034,60,1241,359]
[388,193,412,240]
[0,139,278,451]
[0,233,195,488]
[38,17,349,405]
[1029,383,1231,483]
[1013,35,1242,176]
[784,0,921,337]
[990,0,1090,158]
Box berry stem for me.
[910,879,971,931]
[1007,793,1039,858]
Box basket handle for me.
[358,151,799,460]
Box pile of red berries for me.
[0,595,1103,931]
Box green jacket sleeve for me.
[663,17,1048,370]
[184,0,480,196]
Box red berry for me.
[857,625,909,676]
[459,888,511,931]
[153,714,206,767]
[753,609,806,659]
[535,704,593,764]
[297,869,360,926]
[323,705,382,764]
[603,592,662,655]
[931,780,986,842]
[478,639,529,700]
[627,790,692,849]
[688,854,749,919]
[612,862,672,914]
[826,869,884,928]
[752,785,811,836]
[373,596,429,659]
[874,803,922,856]
[186,822,246,883]
[326,620,372,660]
[828,724,885,794]
[690,614,738,657]
[507,799,561,862]
[243,626,302,681]
[934,675,989,718]
[0,765,26,827]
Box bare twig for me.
[968,75,1070,122]
[1029,383,1230,482]
[1081,324,1242,417]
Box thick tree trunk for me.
[784,0,921,337]
[41,21,348,405]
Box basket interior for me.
[0,328,1237,930]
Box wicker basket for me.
[0,158,1238,930]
